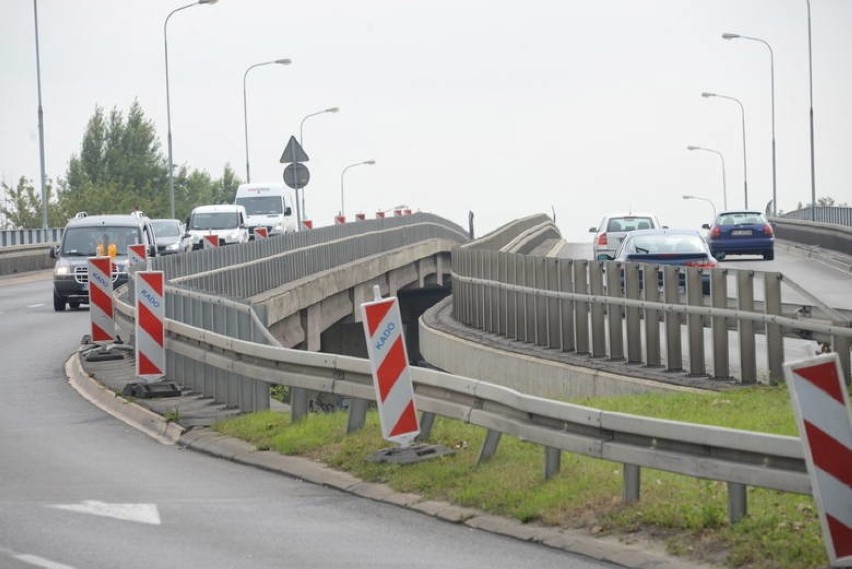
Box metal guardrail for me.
[0,228,63,247]
[779,206,852,226]
[451,248,852,385]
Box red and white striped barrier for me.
[253,227,269,239]
[127,243,147,272]
[361,287,419,445]
[355,212,366,221]
[203,235,219,249]
[302,219,313,230]
[87,257,114,343]
[375,211,385,219]
[334,215,346,225]
[135,271,165,380]
[784,354,852,566]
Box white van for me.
[234,183,297,236]
[186,204,250,249]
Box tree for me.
[0,177,64,229]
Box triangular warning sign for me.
[279,135,309,163]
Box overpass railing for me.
[451,248,852,385]
[778,206,852,226]
[0,227,63,247]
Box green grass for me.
[213,386,830,569]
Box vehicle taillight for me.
[596,233,607,246]
[686,260,717,269]
[710,226,720,238]
[762,223,774,237]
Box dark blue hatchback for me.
[705,210,775,261]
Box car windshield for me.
[625,234,706,255]
[717,212,765,226]
[607,217,654,233]
[190,212,239,230]
[236,196,283,215]
[152,220,181,237]
[61,225,141,257]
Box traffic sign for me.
[202,235,219,249]
[283,163,310,190]
[253,227,269,239]
[127,244,147,271]
[135,271,165,381]
[361,287,420,446]
[784,354,852,566]
[279,135,309,163]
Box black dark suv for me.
[50,212,158,311]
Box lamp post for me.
[164,0,218,220]
[701,91,748,209]
[339,160,375,217]
[682,194,717,221]
[243,58,291,183]
[806,0,816,221]
[298,106,339,219]
[722,32,777,217]
[33,0,48,229]
[687,145,727,210]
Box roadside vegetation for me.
[214,385,830,569]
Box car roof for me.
[603,212,659,218]
[717,210,765,216]
[151,218,181,224]
[192,204,245,213]
[623,228,702,238]
[64,214,148,229]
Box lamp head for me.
[275,58,292,65]
[721,33,740,40]
[198,0,218,4]
[364,160,376,165]
[687,145,699,151]
[326,107,340,113]
[701,92,715,98]
[683,195,694,200]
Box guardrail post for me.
[624,263,642,364]
[737,270,757,384]
[416,411,436,441]
[477,429,502,464]
[291,387,309,422]
[686,268,706,377]
[346,398,369,434]
[727,482,747,523]
[663,266,682,372]
[535,257,548,347]
[623,464,640,503]
[546,258,560,349]
[525,256,537,343]
[764,272,784,383]
[589,261,606,358]
[483,250,494,333]
[711,270,731,379]
[507,253,518,340]
[544,447,561,479]
[473,250,483,330]
[643,265,662,367]
[606,261,625,361]
[451,249,462,322]
[497,252,508,336]
[573,260,590,354]
[831,330,852,385]
[559,259,576,352]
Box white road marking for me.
[14,554,79,569]
[51,500,161,525]
[27,303,46,308]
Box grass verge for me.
[213,386,829,569]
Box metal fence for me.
[779,206,852,226]
[0,227,63,247]
[451,247,852,385]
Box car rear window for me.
[628,234,705,254]
[607,217,655,232]
[717,212,765,226]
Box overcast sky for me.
[2,0,850,240]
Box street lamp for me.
[243,58,292,183]
[298,106,339,220]
[722,32,777,217]
[687,145,728,210]
[701,91,749,209]
[164,0,218,220]
[806,0,816,221]
[682,194,717,221]
[340,160,375,217]
[33,0,48,229]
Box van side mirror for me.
[49,246,57,259]
[588,227,597,233]
[701,223,711,230]
[284,206,292,216]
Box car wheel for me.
[763,250,774,261]
[69,301,81,309]
[53,291,66,312]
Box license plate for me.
[731,229,752,236]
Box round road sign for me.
[283,163,310,189]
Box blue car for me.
[704,210,775,261]
[608,229,717,294]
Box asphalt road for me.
[0,272,618,569]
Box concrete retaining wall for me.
[0,245,55,276]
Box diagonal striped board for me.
[784,354,852,567]
[87,257,114,343]
[361,291,419,446]
[135,271,165,381]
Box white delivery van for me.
[234,183,297,237]
[186,204,250,249]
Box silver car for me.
[589,212,663,260]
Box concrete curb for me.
[776,238,852,274]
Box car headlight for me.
[54,259,71,276]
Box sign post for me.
[784,354,852,567]
[279,135,310,227]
